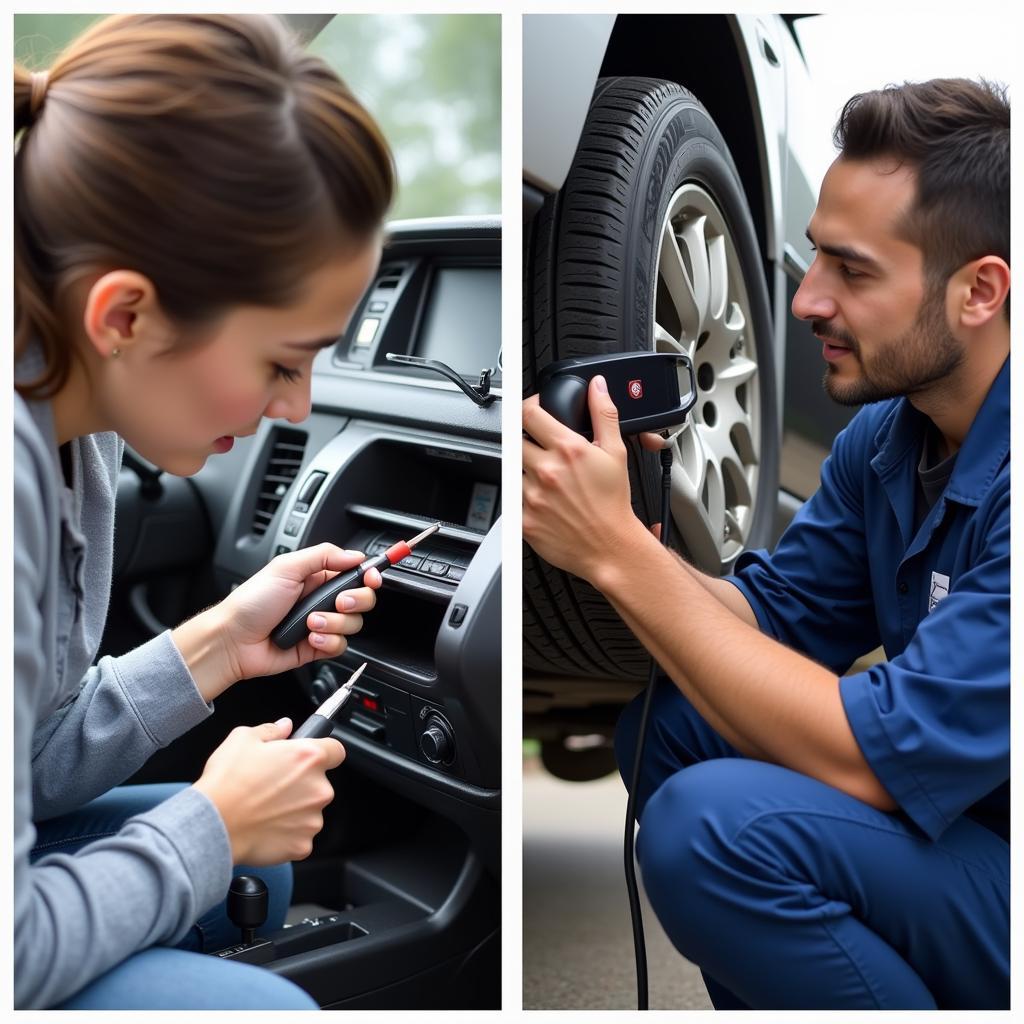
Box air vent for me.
[374,262,406,289]
[251,428,307,536]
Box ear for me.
[949,256,1011,330]
[81,270,162,359]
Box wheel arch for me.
[598,14,778,314]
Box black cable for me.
[623,444,674,1010]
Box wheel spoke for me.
[723,452,754,509]
[654,321,687,355]
[714,394,755,453]
[658,228,701,340]
[707,233,727,322]
[704,298,745,363]
[717,355,758,388]
[725,300,746,334]
[701,419,737,471]
[670,451,725,569]
[679,215,712,335]
[671,420,705,491]
[728,417,758,468]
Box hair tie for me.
[29,70,49,118]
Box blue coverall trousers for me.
[614,680,1009,1010]
[30,783,318,1010]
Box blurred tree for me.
[14,13,501,219]
[14,13,102,67]
[309,15,501,218]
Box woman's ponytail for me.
[15,63,67,397]
[14,14,394,401]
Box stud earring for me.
[111,347,121,358]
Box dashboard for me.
[188,216,502,858]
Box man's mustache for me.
[811,320,858,350]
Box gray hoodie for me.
[13,375,233,1008]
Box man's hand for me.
[523,375,649,582]
[173,544,381,701]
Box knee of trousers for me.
[636,758,798,965]
[58,948,319,1010]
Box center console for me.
[208,218,501,1006]
[214,415,501,809]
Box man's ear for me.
[82,270,162,358]
[949,256,1011,329]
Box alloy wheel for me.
[652,182,762,571]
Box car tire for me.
[524,77,779,680]
[539,739,618,783]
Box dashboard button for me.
[354,318,380,347]
[348,714,385,741]
[419,714,455,765]
[398,555,422,570]
[284,515,302,537]
[297,471,327,505]
[424,559,449,576]
[447,566,466,582]
[368,301,388,313]
[448,603,467,627]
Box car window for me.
[14,13,501,222]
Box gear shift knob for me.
[227,874,268,947]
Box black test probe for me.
[291,662,367,739]
[271,522,442,649]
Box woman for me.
[14,14,394,1009]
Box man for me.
[522,79,1009,1009]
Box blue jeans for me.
[31,783,318,1010]
[614,680,1009,1010]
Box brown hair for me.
[834,78,1009,314]
[15,13,395,399]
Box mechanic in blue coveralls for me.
[522,78,1009,1010]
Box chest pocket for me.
[913,497,973,624]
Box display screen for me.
[415,268,501,381]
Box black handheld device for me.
[271,523,441,649]
[536,351,697,437]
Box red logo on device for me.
[628,379,644,399]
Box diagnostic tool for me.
[537,351,696,437]
[271,524,441,649]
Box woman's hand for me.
[173,544,381,701]
[522,375,650,585]
[193,717,345,865]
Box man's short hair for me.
[834,78,1009,313]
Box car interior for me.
[103,217,502,1009]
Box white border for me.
[5,1,1023,1021]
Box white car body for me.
[523,13,833,402]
